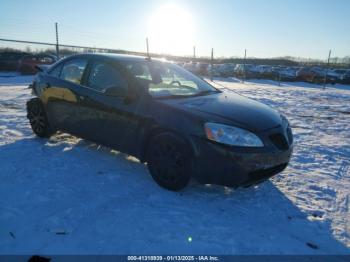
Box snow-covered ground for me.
[0,74,349,255]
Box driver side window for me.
[153,64,198,89]
[87,61,128,93]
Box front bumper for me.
[190,127,293,187]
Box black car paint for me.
[32,53,293,187]
[160,92,282,132]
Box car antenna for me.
[146,37,151,61]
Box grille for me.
[269,133,289,150]
[249,163,288,180]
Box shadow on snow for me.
[0,136,349,254]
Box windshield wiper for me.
[155,94,192,100]
[155,90,220,100]
[192,90,220,96]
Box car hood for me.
[159,91,282,131]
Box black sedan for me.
[27,53,293,191]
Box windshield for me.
[120,60,219,98]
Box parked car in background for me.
[183,61,198,74]
[196,62,209,76]
[255,65,274,79]
[17,54,57,75]
[244,64,260,79]
[201,63,236,78]
[296,67,326,84]
[326,69,345,84]
[0,51,29,71]
[27,53,293,191]
[341,69,350,84]
[271,66,298,82]
[208,64,222,77]
[172,60,349,85]
[234,64,259,79]
[218,63,236,77]
[175,61,185,67]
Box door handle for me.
[79,95,85,101]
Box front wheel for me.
[146,133,192,191]
[26,98,54,138]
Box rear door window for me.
[61,58,87,84]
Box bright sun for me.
[148,4,194,56]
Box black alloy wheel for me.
[27,98,54,138]
[146,133,192,191]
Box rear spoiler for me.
[35,65,50,72]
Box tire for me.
[26,98,54,138]
[146,132,192,191]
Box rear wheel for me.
[146,133,192,191]
[26,98,54,138]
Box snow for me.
[0,74,349,255]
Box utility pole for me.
[193,46,196,59]
[211,48,214,81]
[55,22,59,58]
[323,49,331,89]
[243,49,247,83]
[146,38,150,59]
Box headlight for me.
[204,122,264,147]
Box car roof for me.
[65,53,161,63]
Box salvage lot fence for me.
[1,37,350,87]
[1,37,350,67]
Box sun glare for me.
[148,4,194,56]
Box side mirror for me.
[104,86,127,97]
